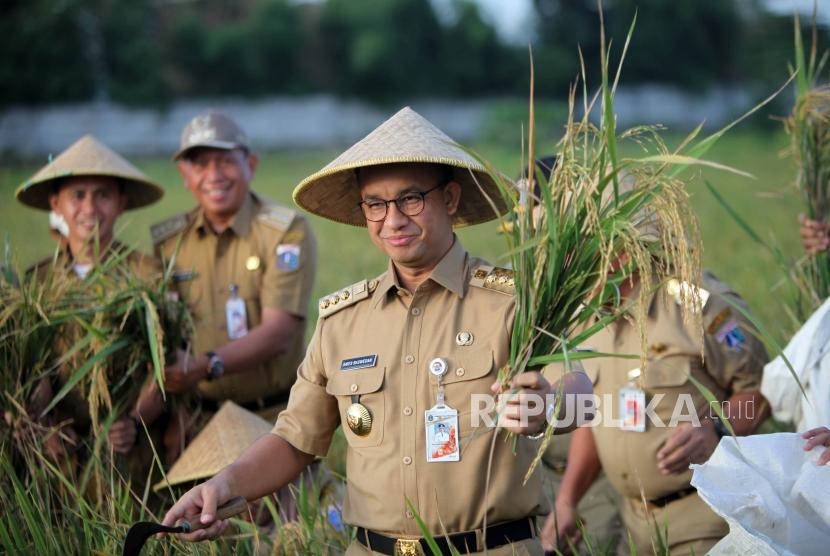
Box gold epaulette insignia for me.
[666,278,710,313]
[469,265,515,295]
[150,213,188,245]
[318,279,372,318]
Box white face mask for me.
[49,210,69,238]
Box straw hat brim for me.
[154,401,274,490]
[16,171,164,211]
[294,157,508,228]
[16,134,164,211]
[292,106,510,227]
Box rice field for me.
[0,128,804,342]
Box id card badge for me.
[226,285,249,340]
[618,385,646,432]
[425,405,460,462]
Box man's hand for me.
[541,499,582,554]
[656,421,720,475]
[491,372,551,435]
[799,214,829,255]
[162,477,234,542]
[803,427,830,465]
[108,417,137,454]
[163,349,207,393]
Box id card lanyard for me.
[619,367,646,432]
[425,357,460,462]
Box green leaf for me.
[41,338,130,416]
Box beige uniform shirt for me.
[273,239,547,536]
[585,271,768,501]
[152,192,316,404]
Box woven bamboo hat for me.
[16,135,164,211]
[293,107,508,227]
[154,401,273,490]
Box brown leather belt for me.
[649,486,696,508]
[356,517,535,555]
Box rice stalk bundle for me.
[0,241,192,443]
[471,12,762,479]
[786,14,830,305]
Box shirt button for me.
[455,368,465,377]
[402,456,412,465]
[406,510,415,519]
[403,406,413,416]
[350,384,358,393]
[405,354,415,364]
[411,307,421,316]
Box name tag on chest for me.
[340,355,378,371]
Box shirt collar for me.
[196,193,255,237]
[372,236,468,307]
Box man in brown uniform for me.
[543,268,769,555]
[151,110,316,431]
[162,107,594,555]
[16,134,167,474]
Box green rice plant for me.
[785,9,830,309]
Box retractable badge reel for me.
[425,357,460,462]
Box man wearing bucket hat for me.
[161,107,594,555]
[540,177,769,555]
[151,110,317,446]
[16,134,168,474]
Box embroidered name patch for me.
[340,354,378,371]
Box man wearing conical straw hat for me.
[15,134,169,478]
[540,176,770,555]
[162,107,593,554]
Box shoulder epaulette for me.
[469,265,515,295]
[665,278,710,313]
[256,200,296,232]
[318,279,374,318]
[151,213,188,245]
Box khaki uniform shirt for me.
[585,271,768,501]
[152,192,316,404]
[273,239,547,536]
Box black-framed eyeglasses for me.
[358,182,447,222]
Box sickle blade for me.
[122,521,183,556]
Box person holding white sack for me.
[760,297,830,432]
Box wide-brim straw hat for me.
[154,401,273,490]
[16,134,164,211]
[293,106,509,227]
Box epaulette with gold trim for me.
[469,265,515,295]
[318,278,376,318]
[257,204,296,232]
[150,213,188,245]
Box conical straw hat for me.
[16,134,164,211]
[293,107,508,227]
[154,401,273,490]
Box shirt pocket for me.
[433,349,495,439]
[326,366,386,447]
[641,356,690,390]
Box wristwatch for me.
[527,402,557,440]
[206,351,225,381]
[711,414,730,439]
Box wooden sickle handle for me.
[181,496,247,533]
